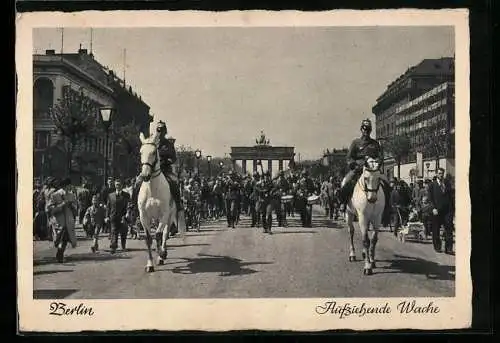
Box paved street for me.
[33,206,455,299]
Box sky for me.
[33,27,454,161]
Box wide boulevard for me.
[33,206,455,299]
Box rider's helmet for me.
[360,119,372,133]
[156,121,167,135]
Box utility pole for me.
[90,28,93,54]
[123,48,127,86]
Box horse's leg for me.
[156,220,168,265]
[369,228,379,269]
[369,208,383,269]
[347,211,356,262]
[359,217,372,275]
[140,213,155,273]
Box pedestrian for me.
[105,178,130,254]
[420,195,433,238]
[84,195,106,252]
[428,167,454,254]
[46,177,78,263]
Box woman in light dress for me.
[45,177,78,263]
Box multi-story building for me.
[372,57,455,182]
[33,48,152,186]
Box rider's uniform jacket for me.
[157,136,177,175]
[346,136,382,170]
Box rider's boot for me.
[166,177,183,234]
[338,170,355,210]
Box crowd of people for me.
[32,119,455,263]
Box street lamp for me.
[219,161,224,174]
[195,149,202,175]
[207,155,212,177]
[99,106,114,186]
[47,153,53,176]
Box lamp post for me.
[47,153,53,177]
[207,155,212,177]
[99,107,114,186]
[195,149,202,176]
[377,137,388,173]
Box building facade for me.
[372,57,455,182]
[33,48,152,186]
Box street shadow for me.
[167,243,211,248]
[170,253,273,277]
[34,269,73,276]
[122,247,149,252]
[34,251,132,267]
[185,233,217,238]
[272,230,316,235]
[376,254,455,281]
[312,219,343,229]
[33,288,79,299]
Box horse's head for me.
[139,131,160,182]
[361,157,382,203]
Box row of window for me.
[82,137,113,157]
[397,112,449,132]
[396,98,448,126]
[395,82,450,114]
[34,131,51,150]
[34,130,113,158]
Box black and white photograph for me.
[18,10,471,331]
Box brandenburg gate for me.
[230,131,295,175]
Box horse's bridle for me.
[141,142,162,179]
[358,166,381,198]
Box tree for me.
[48,89,97,177]
[112,122,142,177]
[421,126,453,169]
[385,134,411,179]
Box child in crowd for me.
[83,195,106,252]
[420,195,434,239]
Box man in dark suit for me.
[427,167,454,254]
[106,178,130,253]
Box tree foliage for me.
[420,126,452,160]
[385,134,411,179]
[48,89,97,174]
[112,122,142,156]
[385,134,412,163]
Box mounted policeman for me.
[135,120,183,219]
[338,118,391,226]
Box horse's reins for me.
[357,167,381,198]
[141,142,162,179]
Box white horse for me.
[138,130,182,272]
[345,157,385,275]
